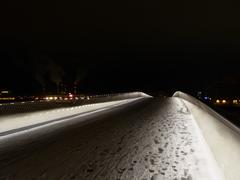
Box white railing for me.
[173,91,240,180]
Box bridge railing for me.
[0,92,150,116]
[173,91,240,180]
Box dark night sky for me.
[1,0,240,95]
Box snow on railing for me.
[0,92,151,116]
[173,91,240,180]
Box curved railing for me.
[0,92,151,116]
[173,91,240,180]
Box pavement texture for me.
[0,97,222,180]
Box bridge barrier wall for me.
[0,92,151,116]
[173,91,240,180]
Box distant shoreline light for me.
[0,97,15,100]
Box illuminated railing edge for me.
[173,91,240,180]
[173,91,240,134]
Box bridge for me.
[0,92,239,180]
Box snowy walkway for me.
[0,97,223,180]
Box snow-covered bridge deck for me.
[0,92,238,180]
